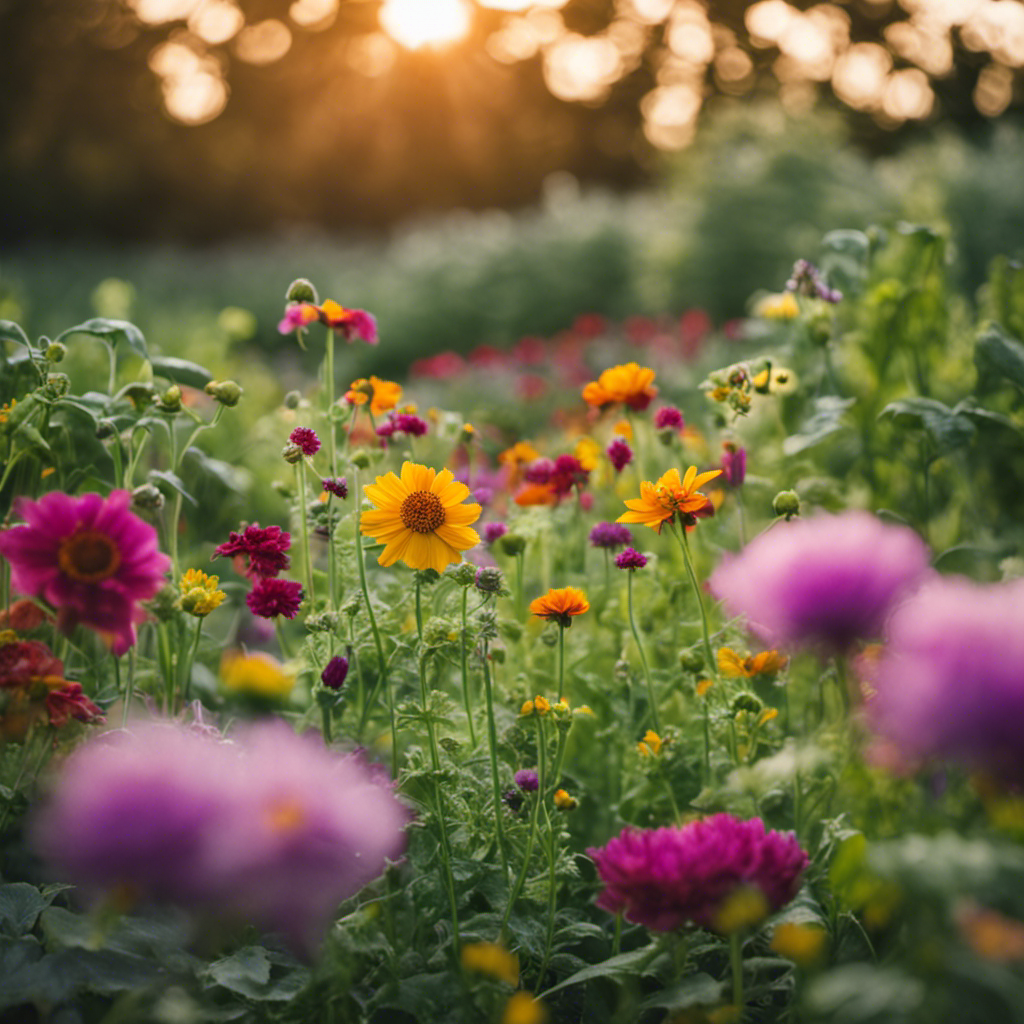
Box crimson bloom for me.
[0,491,169,655]
[588,814,807,932]
[213,524,291,579]
[246,577,304,619]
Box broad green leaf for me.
[56,318,148,360]
[206,946,271,996]
[0,321,32,351]
[149,468,197,506]
[0,884,53,938]
[976,322,1024,390]
[953,396,1022,436]
[783,396,856,455]
[540,944,668,996]
[805,964,925,1023]
[880,397,975,453]
[150,356,214,388]
[639,972,722,1011]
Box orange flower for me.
[529,587,590,628]
[582,362,658,411]
[499,441,542,488]
[718,647,788,678]
[617,466,722,533]
[346,375,403,417]
[514,482,557,507]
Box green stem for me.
[549,728,568,796]
[482,636,510,880]
[297,460,315,608]
[672,525,718,684]
[179,618,203,708]
[702,697,712,787]
[613,912,622,956]
[515,551,525,620]
[459,588,477,748]
[730,932,745,1014]
[325,329,338,613]
[419,652,461,954]
[627,570,660,733]
[557,623,566,700]
[537,800,559,984]
[353,470,397,776]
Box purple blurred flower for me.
[720,443,746,488]
[483,523,508,546]
[589,522,632,550]
[213,523,291,579]
[323,477,348,500]
[321,656,349,691]
[654,406,684,431]
[33,720,407,951]
[786,259,843,304]
[709,512,931,652]
[615,548,648,571]
[587,814,807,932]
[247,577,304,619]
[868,577,1024,781]
[514,769,539,792]
[0,490,169,656]
[606,437,634,473]
[289,427,321,457]
[394,413,427,437]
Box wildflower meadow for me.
[4,221,1024,1024]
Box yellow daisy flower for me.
[361,461,482,573]
[616,466,722,533]
[529,587,590,627]
[220,651,294,700]
[179,568,227,617]
[581,362,658,411]
[346,375,403,417]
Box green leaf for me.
[539,944,668,997]
[0,321,32,351]
[952,396,1022,436]
[639,972,722,1011]
[149,468,197,506]
[206,946,271,996]
[0,884,53,938]
[976,322,1024,390]
[805,964,925,1023]
[11,422,50,454]
[783,396,856,455]
[150,356,214,388]
[880,397,975,453]
[57,318,148,360]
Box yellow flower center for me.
[263,797,306,833]
[400,490,446,533]
[57,530,121,582]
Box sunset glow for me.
[379,0,472,50]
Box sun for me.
[379,0,473,50]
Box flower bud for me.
[131,483,165,512]
[321,655,349,691]
[350,449,371,470]
[553,789,578,811]
[445,562,478,588]
[305,611,340,632]
[499,533,527,557]
[281,442,304,464]
[474,566,505,594]
[41,373,70,400]
[159,384,182,412]
[95,418,117,440]
[679,649,704,673]
[773,490,801,519]
[283,390,302,410]
[204,380,243,407]
[45,342,66,363]
[731,692,763,715]
[286,278,319,304]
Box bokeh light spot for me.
[379,0,472,50]
[234,19,292,65]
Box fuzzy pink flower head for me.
[277,303,320,335]
[709,511,932,653]
[654,406,685,431]
[213,523,291,579]
[607,437,634,473]
[868,577,1024,782]
[247,577,303,619]
[588,814,808,932]
[32,719,408,952]
[0,491,169,655]
[289,426,321,457]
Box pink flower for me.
[45,683,103,727]
[246,578,304,619]
[213,524,291,579]
[606,437,633,472]
[588,814,807,932]
[654,406,684,431]
[317,300,379,345]
[0,491,169,655]
[277,303,320,335]
[289,426,321,457]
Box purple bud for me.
[514,769,540,792]
[721,444,746,488]
[484,523,508,545]
[606,437,633,472]
[321,656,349,691]
[615,547,648,571]
[653,406,684,431]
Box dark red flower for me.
[213,524,291,579]
[46,683,104,727]
[246,578,304,619]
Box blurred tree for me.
[0,0,1020,241]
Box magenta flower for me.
[277,303,319,335]
[654,406,684,431]
[588,814,807,932]
[321,655,349,691]
[483,523,508,545]
[0,491,169,655]
[323,477,348,499]
[709,512,931,652]
[289,426,321,457]
[868,577,1024,781]
[607,437,633,473]
[514,769,539,792]
[720,443,746,487]
[247,577,304,619]
[213,523,291,579]
[33,720,407,951]
[615,547,648,571]
[589,522,632,550]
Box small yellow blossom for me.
[770,923,827,966]
[520,699,535,717]
[574,704,596,718]
[179,568,227,617]
[502,992,547,1024]
[0,629,18,645]
[553,788,577,811]
[40,466,56,479]
[957,904,1024,963]
[754,291,800,320]
[757,708,779,727]
[718,647,788,679]
[574,437,601,472]
[220,651,294,700]
[712,886,769,935]
[613,419,633,440]
[637,729,663,757]
[696,678,715,698]
[533,695,551,716]
[552,700,570,715]
[0,399,16,424]
[461,942,519,986]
